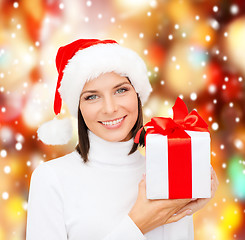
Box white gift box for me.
[145,130,211,199]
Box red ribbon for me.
[135,97,209,143]
[135,97,209,199]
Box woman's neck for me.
[86,130,144,168]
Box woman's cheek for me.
[126,94,138,112]
[81,102,100,122]
[80,103,92,121]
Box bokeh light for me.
[228,156,245,199]
[225,17,245,75]
[164,43,208,95]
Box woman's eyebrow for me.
[80,90,98,97]
[80,82,131,97]
[113,82,131,89]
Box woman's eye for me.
[85,95,98,100]
[116,88,127,94]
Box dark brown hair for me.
[75,94,145,163]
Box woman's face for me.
[79,72,138,142]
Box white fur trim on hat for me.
[37,117,73,145]
[59,43,152,117]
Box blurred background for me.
[0,0,245,239]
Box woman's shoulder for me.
[31,151,84,182]
[45,150,82,167]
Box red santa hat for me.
[37,39,152,145]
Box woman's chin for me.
[98,131,132,142]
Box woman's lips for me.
[99,116,126,129]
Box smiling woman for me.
[76,72,143,162]
[26,39,218,240]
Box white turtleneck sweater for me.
[26,131,194,240]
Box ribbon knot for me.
[134,97,209,143]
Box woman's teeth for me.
[101,117,124,126]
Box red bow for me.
[134,97,209,143]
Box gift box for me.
[135,97,211,199]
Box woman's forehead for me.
[82,72,131,91]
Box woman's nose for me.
[102,96,118,114]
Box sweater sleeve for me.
[163,215,194,240]
[102,215,146,240]
[26,163,67,240]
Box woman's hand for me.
[128,174,193,235]
[175,166,219,215]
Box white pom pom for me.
[37,117,73,145]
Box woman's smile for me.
[99,116,127,128]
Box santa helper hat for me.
[37,39,152,145]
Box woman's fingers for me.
[211,167,219,198]
[175,198,208,215]
[131,175,197,234]
[138,174,147,198]
[211,166,219,184]
[165,209,192,224]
